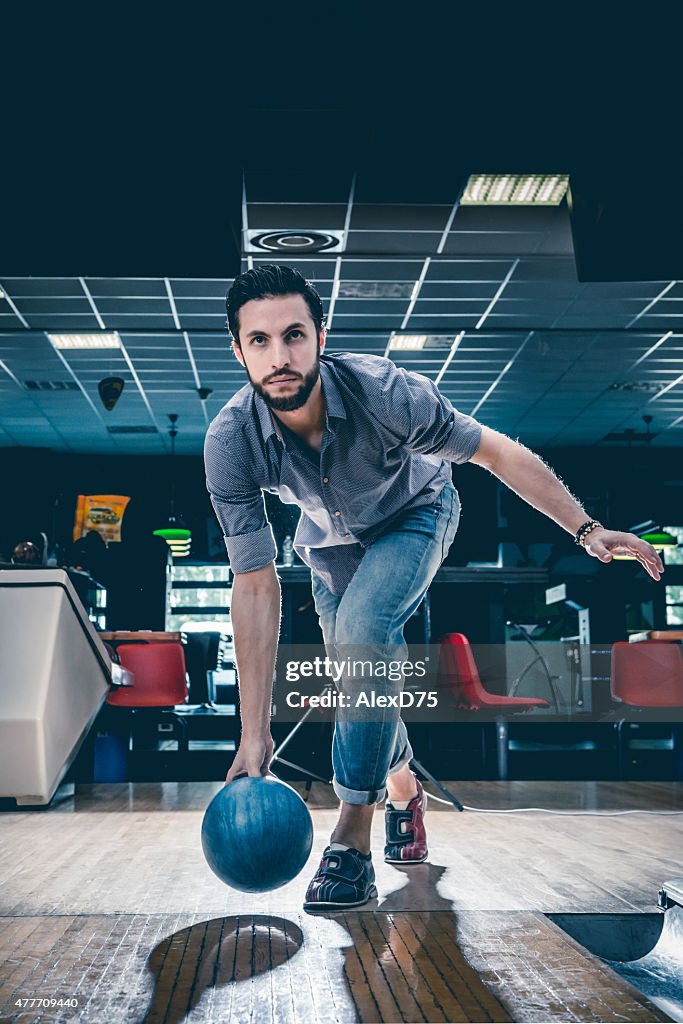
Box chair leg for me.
[496,720,509,780]
[615,719,625,779]
[674,725,683,781]
[129,709,138,755]
[173,713,188,756]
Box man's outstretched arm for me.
[469,425,665,582]
[226,562,282,782]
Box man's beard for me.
[250,357,321,412]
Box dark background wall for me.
[1,442,680,645]
[0,449,200,561]
[1,444,680,563]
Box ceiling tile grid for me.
[1,173,683,452]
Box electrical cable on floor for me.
[424,789,683,815]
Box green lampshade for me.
[153,519,192,557]
[641,531,678,549]
[611,530,678,560]
[153,528,192,540]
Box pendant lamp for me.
[610,519,678,560]
[153,413,191,558]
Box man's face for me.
[233,293,324,412]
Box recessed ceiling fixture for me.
[48,333,122,349]
[610,381,662,393]
[388,334,458,351]
[23,380,80,391]
[462,174,569,206]
[107,426,158,434]
[249,230,341,253]
[339,281,414,299]
[388,335,428,351]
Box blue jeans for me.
[310,482,461,805]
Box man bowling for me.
[204,265,664,910]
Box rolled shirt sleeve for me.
[378,360,482,464]
[204,427,277,574]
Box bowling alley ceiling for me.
[2,2,682,457]
[1,174,683,455]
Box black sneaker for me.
[303,846,377,911]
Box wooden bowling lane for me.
[135,911,510,1023]
[1,781,683,1022]
[3,782,683,919]
[0,910,669,1023]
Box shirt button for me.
[322,477,329,484]
[334,511,341,517]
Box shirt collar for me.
[253,357,347,448]
[254,389,283,444]
[319,358,347,422]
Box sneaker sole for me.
[303,884,378,911]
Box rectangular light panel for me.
[48,333,122,349]
[387,335,429,351]
[462,174,569,206]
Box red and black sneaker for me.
[384,778,428,863]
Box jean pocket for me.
[439,488,460,562]
[430,483,449,517]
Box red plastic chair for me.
[106,642,189,757]
[439,633,550,712]
[107,642,188,707]
[611,641,683,707]
[610,641,683,777]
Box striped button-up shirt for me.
[204,351,482,595]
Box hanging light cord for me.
[168,413,178,517]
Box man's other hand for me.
[226,733,274,783]
[583,528,665,581]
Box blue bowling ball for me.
[201,775,314,892]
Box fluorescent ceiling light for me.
[388,335,428,351]
[462,174,569,206]
[388,335,459,353]
[48,333,122,349]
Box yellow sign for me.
[73,495,130,544]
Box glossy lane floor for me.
[2,781,683,1023]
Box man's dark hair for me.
[226,265,325,347]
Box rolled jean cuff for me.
[387,731,413,776]
[332,736,414,805]
[333,777,386,805]
[388,746,413,776]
